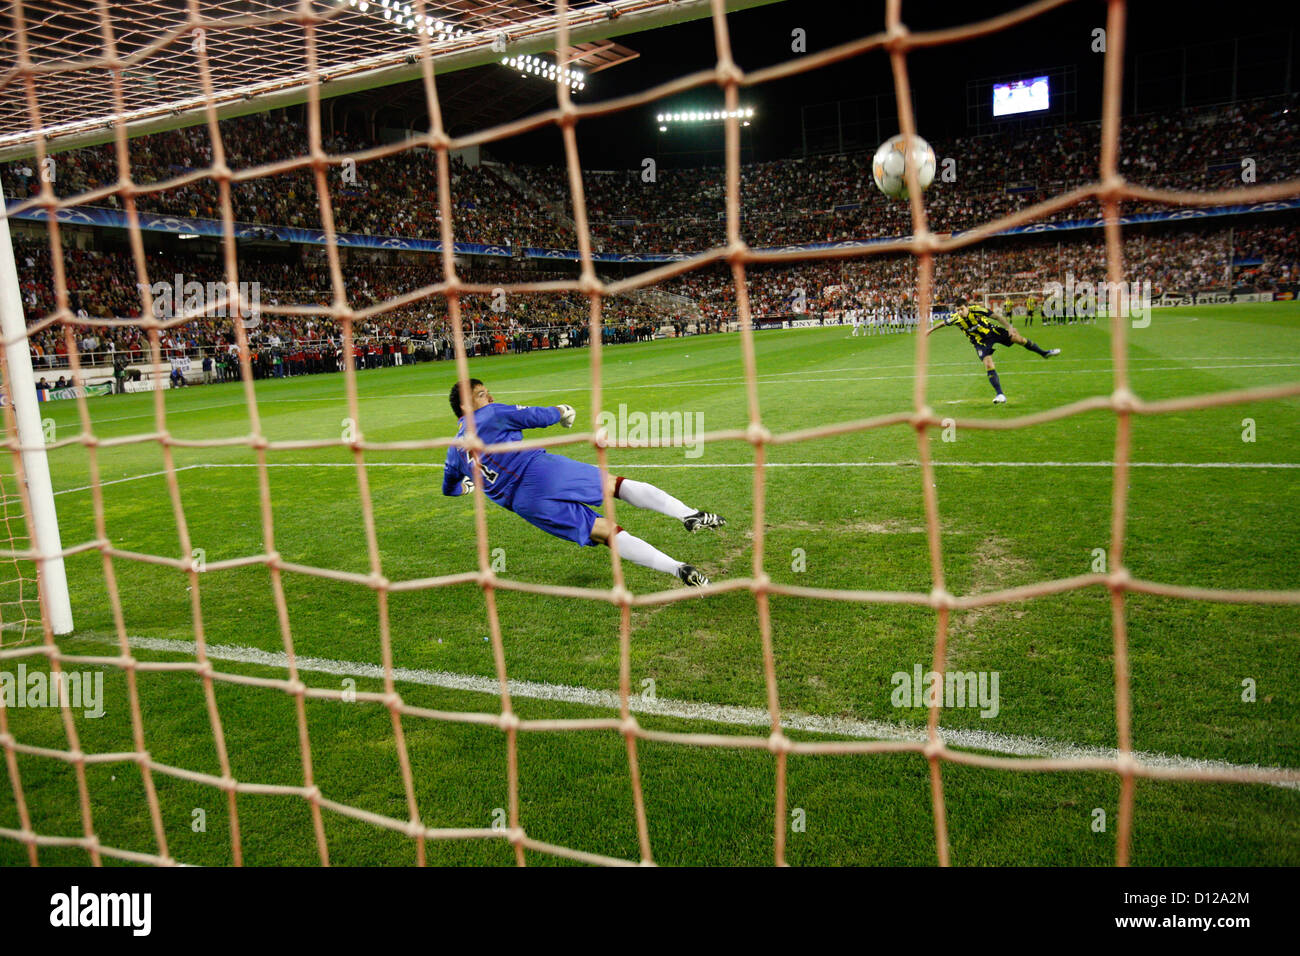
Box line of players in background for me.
[847,293,1098,334]
[849,302,923,335]
[998,293,1098,327]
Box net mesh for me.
[2,0,1300,867]
[0,349,38,648]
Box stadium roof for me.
[0,0,772,160]
[345,38,639,135]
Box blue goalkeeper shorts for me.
[512,453,606,546]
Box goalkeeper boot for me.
[683,511,726,533]
[677,564,710,588]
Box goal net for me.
[0,416,38,648]
[1,0,1298,868]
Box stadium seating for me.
[5,93,1297,376]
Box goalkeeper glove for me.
[556,404,576,428]
[460,476,474,495]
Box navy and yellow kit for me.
[931,300,1060,401]
[950,305,1012,358]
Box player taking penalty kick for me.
[443,379,725,587]
[928,296,1060,403]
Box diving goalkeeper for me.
[442,379,725,587]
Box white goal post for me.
[0,183,73,635]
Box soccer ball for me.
[872,133,936,199]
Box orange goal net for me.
[1,0,1299,868]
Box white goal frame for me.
[0,182,73,635]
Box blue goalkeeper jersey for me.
[442,402,561,510]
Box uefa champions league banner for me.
[522,247,691,263]
[992,198,1300,235]
[9,197,1300,262]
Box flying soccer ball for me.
[872,133,936,199]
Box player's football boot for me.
[677,564,710,587]
[683,511,726,533]
[1044,348,1061,357]
[992,393,1007,404]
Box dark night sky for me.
[470,0,1298,169]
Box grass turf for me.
[1,301,1297,865]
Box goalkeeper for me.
[928,297,1060,404]
[443,379,724,587]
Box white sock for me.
[616,478,694,520]
[613,530,682,577]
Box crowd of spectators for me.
[514,95,1300,251]
[3,113,567,249]
[660,221,1297,323]
[4,93,1296,381]
[10,237,680,373]
[5,95,1297,257]
[12,213,1293,376]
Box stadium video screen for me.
[992,76,1050,117]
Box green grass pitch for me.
[2,301,1297,866]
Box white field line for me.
[53,469,182,496]
[530,362,1300,393]
[51,458,1300,496]
[76,395,456,425]
[711,354,1287,379]
[46,357,1300,425]
[79,635,1299,789]
[570,461,1300,469]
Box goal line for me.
[61,632,1300,793]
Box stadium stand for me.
[5,93,1298,387]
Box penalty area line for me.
[54,466,200,497]
[74,634,1300,789]
[52,459,1300,496]
[602,461,1300,469]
